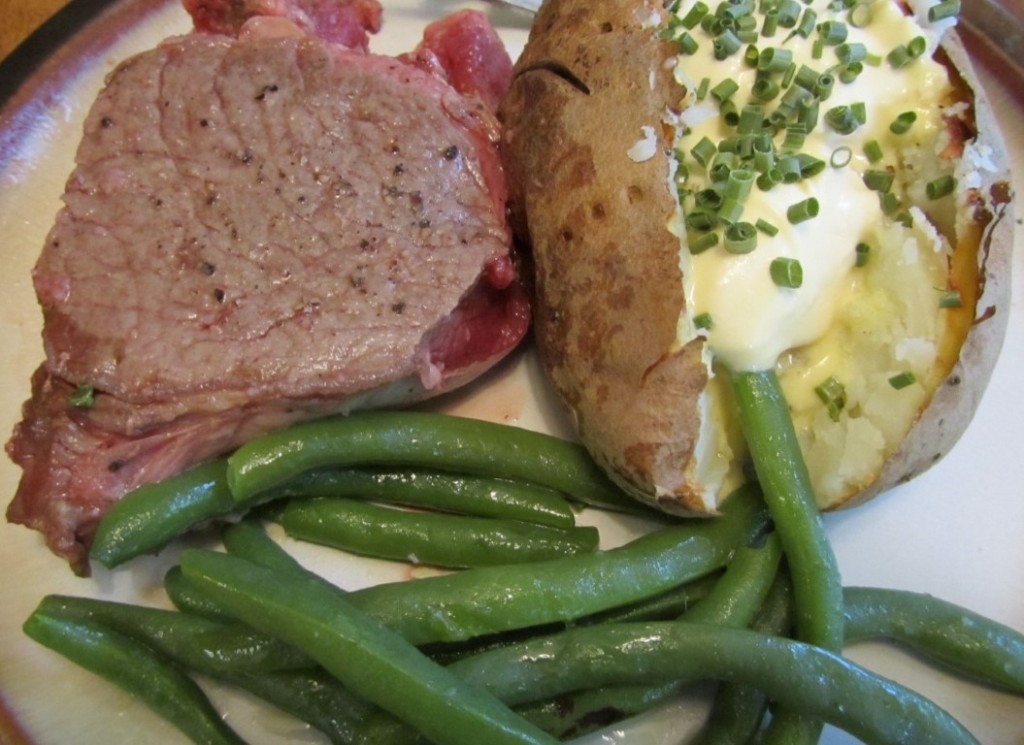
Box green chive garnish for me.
[711,77,740,102]
[855,241,871,267]
[863,139,884,163]
[928,0,960,23]
[69,384,96,408]
[927,174,956,199]
[835,42,867,64]
[939,289,963,308]
[693,312,714,330]
[887,44,913,69]
[679,32,700,55]
[863,169,895,192]
[888,371,917,390]
[814,375,846,420]
[724,222,759,254]
[756,218,779,236]
[688,231,719,255]
[890,111,917,134]
[787,197,819,224]
[819,20,848,44]
[770,256,804,288]
[691,137,717,168]
[680,1,710,28]
[830,146,852,168]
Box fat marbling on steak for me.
[6,2,529,573]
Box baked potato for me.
[499,0,1013,514]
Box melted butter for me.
[671,0,956,371]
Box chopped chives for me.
[790,7,818,39]
[751,77,781,101]
[718,197,745,225]
[847,2,872,27]
[812,38,825,59]
[744,44,760,67]
[770,256,804,288]
[679,32,700,55]
[798,98,820,131]
[711,77,740,102]
[782,61,798,87]
[714,29,744,59]
[69,384,96,408]
[926,174,956,199]
[907,35,927,58]
[787,197,819,224]
[835,41,867,64]
[879,191,902,216]
[680,1,710,28]
[782,124,807,150]
[838,61,863,83]
[757,171,779,191]
[793,64,820,91]
[890,111,917,134]
[697,77,711,100]
[851,101,867,124]
[724,222,758,254]
[762,9,779,36]
[888,371,917,390]
[814,72,835,100]
[758,47,793,73]
[938,289,963,308]
[756,218,779,236]
[738,103,766,133]
[818,20,848,44]
[721,99,740,126]
[863,139,883,163]
[688,230,720,255]
[863,168,894,192]
[825,104,859,134]
[887,43,913,69]
[830,146,852,168]
[686,210,718,232]
[777,0,802,27]
[796,153,826,178]
[691,137,717,167]
[693,312,714,330]
[928,0,960,23]
[854,241,871,267]
[773,155,802,183]
[694,187,724,210]
[726,168,756,200]
[814,375,846,420]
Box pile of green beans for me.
[22,411,1024,745]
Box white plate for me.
[0,2,1022,743]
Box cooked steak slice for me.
[6,13,527,573]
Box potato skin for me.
[499,0,715,513]
[500,0,1013,513]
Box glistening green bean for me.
[277,498,599,568]
[23,611,248,745]
[843,586,1024,694]
[180,549,562,745]
[164,485,765,646]
[344,484,767,644]
[272,467,577,528]
[445,621,979,745]
[35,594,313,673]
[90,458,235,568]
[226,410,646,513]
[731,369,843,744]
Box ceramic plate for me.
[1,2,1022,743]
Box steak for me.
[6,3,529,573]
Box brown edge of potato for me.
[499,0,1014,515]
[499,0,715,514]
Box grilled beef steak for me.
[6,1,528,573]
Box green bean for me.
[23,611,248,745]
[90,458,235,568]
[276,498,599,568]
[843,586,1024,694]
[577,571,720,626]
[691,571,794,745]
[165,565,235,621]
[345,484,767,644]
[681,532,782,627]
[221,519,313,579]
[179,549,561,745]
[273,467,577,528]
[226,410,645,513]
[36,594,372,744]
[445,621,979,745]
[731,369,843,744]
[35,594,313,673]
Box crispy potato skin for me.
[500,0,1013,513]
[499,0,714,513]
